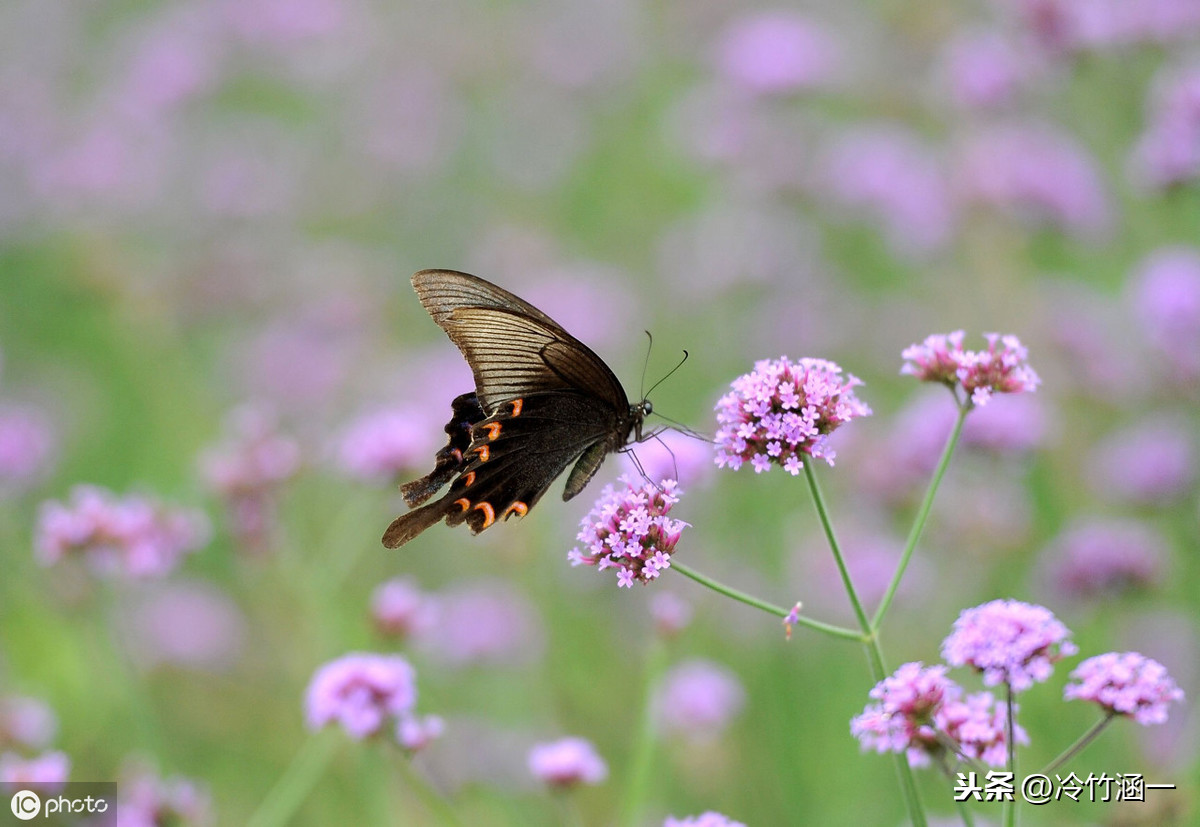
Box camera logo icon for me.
[10,789,41,820]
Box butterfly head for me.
[630,398,652,442]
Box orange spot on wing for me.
[454,498,470,512]
[483,422,502,440]
[474,445,490,462]
[473,501,496,528]
[503,501,528,520]
[461,471,476,487]
[510,399,523,417]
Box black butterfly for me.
[382,269,652,548]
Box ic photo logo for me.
[10,790,40,821]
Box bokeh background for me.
[1,0,1199,824]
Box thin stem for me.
[872,402,969,631]
[246,731,341,827]
[670,561,864,641]
[802,462,926,827]
[619,637,668,827]
[1041,713,1117,775]
[1004,685,1017,827]
[396,754,464,827]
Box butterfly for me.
[382,269,653,548]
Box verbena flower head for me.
[901,331,1040,406]
[527,737,608,788]
[569,477,687,588]
[35,485,211,579]
[1064,652,1185,725]
[664,813,747,827]
[716,11,838,96]
[304,652,417,739]
[655,659,746,740]
[1043,518,1166,600]
[414,581,544,668]
[851,662,958,767]
[0,406,57,495]
[1131,245,1200,378]
[650,591,692,637]
[851,663,1025,768]
[397,714,444,753]
[370,577,434,640]
[942,599,1077,691]
[1086,417,1195,504]
[118,762,213,827]
[0,750,70,791]
[714,356,870,473]
[333,407,436,481]
[0,696,56,751]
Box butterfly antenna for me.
[639,330,654,400]
[649,412,712,443]
[644,350,689,400]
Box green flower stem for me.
[802,461,926,827]
[247,730,341,827]
[872,401,969,632]
[670,561,864,642]
[619,637,669,827]
[1041,712,1116,775]
[1004,684,1017,827]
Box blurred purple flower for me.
[1043,518,1167,601]
[1132,64,1200,189]
[118,762,213,827]
[200,406,299,550]
[1085,417,1195,504]
[714,356,870,473]
[998,0,1200,54]
[902,331,1040,406]
[955,123,1111,236]
[938,29,1030,111]
[354,64,465,177]
[397,714,444,754]
[29,121,168,213]
[222,0,345,44]
[333,407,438,482]
[715,12,838,95]
[521,265,638,351]
[621,429,714,488]
[0,696,55,752]
[0,750,69,791]
[118,579,246,672]
[942,599,1077,691]
[1064,652,1185,725]
[370,577,434,640]
[35,485,210,579]
[0,405,56,495]
[305,653,417,740]
[414,581,544,668]
[115,8,223,123]
[649,591,693,638]
[1130,246,1200,378]
[527,737,608,788]
[569,477,687,588]
[664,813,747,827]
[655,659,745,740]
[822,127,956,257]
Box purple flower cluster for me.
[1043,519,1166,600]
[901,331,1041,406]
[655,660,746,740]
[1133,64,1200,188]
[956,123,1110,236]
[305,652,437,750]
[369,577,434,640]
[664,813,747,827]
[1064,652,1185,725]
[0,750,70,790]
[568,477,686,588]
[1131,246,1200,379]
[939,30,1029,111]
[118,763,213,827]
[0,696,56,751]
[333,406,437,481]
[850,662,1023,768]
[941,599,1078,691]
[1086,417,1195,505]
[714,357,870,473]
[527,737,607,788]
[35,485,210,579]
[199,407,299,548]
[716,12,839,96]
[1002,0,1200,54]
[0,406,56,495]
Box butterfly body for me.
[382,270,649,548]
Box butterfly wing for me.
[411,270,629,413]
[382,392,619,547]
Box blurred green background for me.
[1,0,1198,824]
